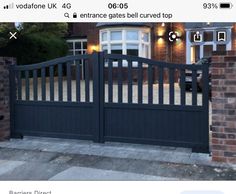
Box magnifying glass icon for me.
[64,13,70,18]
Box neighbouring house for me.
[66,22,236,81]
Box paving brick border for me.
[0,57,15,141]
[211,51,236,163]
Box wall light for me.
[157,37,165,45]
[91,45,99,52]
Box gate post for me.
[0,57,16,141]
[92,51,105,143]
[211,51,236,163]
[99,51,105,143]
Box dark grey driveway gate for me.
[10,52,209,152]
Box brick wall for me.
[0,57,15,140]
[211,51,236,163]
[152,23,186,63]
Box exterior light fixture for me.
[91,45,98,52]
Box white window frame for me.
[99,27,151,67]
[66,39,87,55]
[186,27,232,64]
[66,39,87,79]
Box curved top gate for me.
[10,52,209,152]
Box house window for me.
[126,31,139,40]
[217,44,226,52]
[66,39,87,56]
[203,45,213,57]
[186,27,232,64]
[111,31,122,40]
[127,44,139,56]
[101,32,107,41]
[100,28,151,59]
[111,44,122,54]
[203,31,213,42]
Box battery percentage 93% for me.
[203,3,219,9]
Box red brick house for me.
[66,22,236,65]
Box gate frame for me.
[9,51,209,153]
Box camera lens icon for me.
[169,31,180,42]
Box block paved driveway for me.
[0,137,235,180]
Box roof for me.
[184,23,234,29]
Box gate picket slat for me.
[58,63,63,101]
[25,70,30,101]
[17,71,22,100]
[158,67,164,104]
[169,68,175,105]
[41,67,46,101]
[180,68,186,105]
[148,65,153,104]
[85,60,90,102]
[128,60,133,104]
[118,59,123,103]
[76,61,81,102]
[108,59,113,103]
[67,63,72,102]
[33,69,38,101]
[138,62,143,104]
[192,69,197,105]
[50,66,54,101]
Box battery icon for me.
[219,2,233,9]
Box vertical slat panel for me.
[67,63,72,101]
[50,66,54,101]
[41,67,46,101]
[180,68,186,105]
[17,71,22,100]
[85,59,90,102]
[192,69,197,105]
[108,59,113,103]
[158,67,164,104]
[128,60,133,104]
[58,63,63,101]
[138,62,143,104]
[33,69,38,101]
[76,61,81,102]
[148,65,153,104]
[169,68,175,105]
[25,70,30,100]
[118,59,123,103]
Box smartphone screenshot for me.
[0,0,236,193]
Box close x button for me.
[9,32,17,40]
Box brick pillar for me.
[0,57,15,141]
[211,51,236,163]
